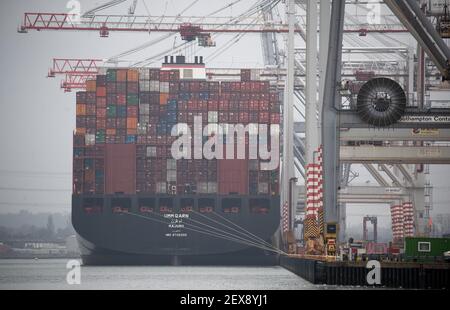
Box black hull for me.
[72,194,280,265]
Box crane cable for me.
[111,0,247,65]
[131,0,277,66]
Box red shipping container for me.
[250,82,260,92]
[187,101,198,111]
[229,101,239,111]
[198,101,208,111]
[218,159,248,195]
[106,82,116,94]
[239,100,249,111]
[127,82,139,93]
[239,112,249,123]
[270,113,280,124]
[105,118,116,129]
[117,94,126,105]
[96,97,106,108]
[259,100,269,111]
[228,112,239,123]
[259,112,270,123]
[269,92,278,103]
[156,135,166,145]
[96,86,106,97]
[190,81,200,92]
[219,112,228,123]
[178,101,188,110]
[116,118,127,129]
[208,82,220,92]
[127,106,138,117]
[169,70,180,81]
[106,129,116,135]
[76,92,87,104]
[160,71,170,82]
[116,70,127,82]
[127,117,138,129]
[127,69,139,81]
[96,118,106,129]
[208,100,218,110]
[105,144,136,194]
[219,100,229,111]
[96,107,106,118]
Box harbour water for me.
[0,259,322,290]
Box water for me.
[0,259,321,290]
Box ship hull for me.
[72,194,280,265]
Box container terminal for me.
[6,0,450,289]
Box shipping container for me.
[404,237,450,261]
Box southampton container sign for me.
[399,115,450,123]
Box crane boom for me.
[48,58,102,77]
[19,13,407,35]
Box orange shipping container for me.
[127,129,137,135]
[96,86,106,97]
[106,129,117,135]
[127,117,138,129]
[127,69,139,81]
[116,70,127,82]
[86,80,97,92]
[160,93,169,105]
[76,128,86,135]
[76,104,86,116]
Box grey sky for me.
[0,1,449,226]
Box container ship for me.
[72,56,281,265]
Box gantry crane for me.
[363,216,378,242]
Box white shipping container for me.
[258,182,269,194]
[207,182,218,194]
[160,82,169,93]
[85,134,95,146]
[167,170,177,182]
[208,111,218,123]
[156,182,167,194]
[197,182,208,194]
[167,159,177,170]
[250,69,261,81]
[139,68,150,80]
[137,123,147,135]
[427,0,448,14]
[139,103,150,115]
[150,80,160,92]
[146,146,157,157]
[139,80,150,92]
[140,114,150,124]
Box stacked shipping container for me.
[74,65,280,198]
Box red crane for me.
[46,59,102,92]
[19,12,408,37]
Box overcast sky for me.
[0,1,449,228]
